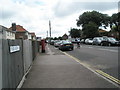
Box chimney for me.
[12,23,16,31]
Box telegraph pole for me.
[49,20,51,38]
[49,20,51,43]
[47,31,48,38]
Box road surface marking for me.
[62,52,91,67]
[82,45,118,53]
[96,70,120,85]
[98,49,118,53]
[62,52,120,87]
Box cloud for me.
[0,0,119,38]
[0,10,15,19]
[119,1,120,12]
[53,1,118,17]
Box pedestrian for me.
[75,38,80,48]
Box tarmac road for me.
[64,44,119,85]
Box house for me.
[29,32,36,40]
[36,37,41,41]
[62,33,68,40]
[9,23,30,40]
[98,29,109,36]
[0,25,15,39]
[28,33,32,40]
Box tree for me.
[109,12,119,39]
[69,28,81,38]
[110,13,118,31]
[58,36,62,40]
[76,11,110,38]
[83,22,99,38]
[53,37,58,40]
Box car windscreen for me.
[62,40,72,44]
[108,37,116,41]
[98,37,103,40]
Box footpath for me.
[21,44,117,88]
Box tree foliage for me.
[76,11,110,38]
[58,36,62,40]
[77,11,110,27]
[110,13,118,31]
[69,28,81,38]
[82,22,99,38]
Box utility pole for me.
[49,20,51,38]
[49,20,51,43]
[47,31,48,38]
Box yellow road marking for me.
[63,52,120,85]
[96,70,120,85]
[63,52,93,68]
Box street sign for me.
[10,45,20,53]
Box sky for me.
[0,0,119,38]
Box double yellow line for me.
[96,70,120,85]
[63,52,120,85]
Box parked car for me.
[71,38,80,43]
[92,37,103,45]
[101,37,119,46]
[50,40,55,45]
[54,40,62,47]
[119,40,120,46]
[85,38,93,45]
[59,40,74,51]
[80,39,85,44]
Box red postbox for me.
[41,39,46,53]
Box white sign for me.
[10,45,20,53]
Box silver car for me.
[92,37,103,45]
[85,38,93,45]
[101,37,119,46]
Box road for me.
[64,44,119,83]
[50,44,119,85]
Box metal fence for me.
[32,41,40,60]
[0,39,2,90]
[23,40,32,73]
[1,39,40,89]
[2,39,24,88]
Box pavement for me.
[21,44,118,88]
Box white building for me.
[0,25,15,40]
[28,33,32,40]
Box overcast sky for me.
[0,0,119,38]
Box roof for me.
[29,32,36,36]
[16,25,27,32]
[0,25,15,33]
[62,33,68,37]
[0,25,8,30]
[99,29,108,33]
[9,25,27,32]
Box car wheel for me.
[108,43,111,46]
[71,48,73,50]
[101,43,103,46]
